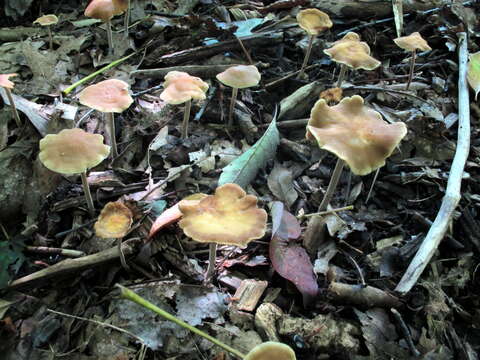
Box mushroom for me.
[178,183,267,280]
[245,342,296,360]
[160,71,209,139]
[324,32,381,87]
[84,0,127,54]
[393,32,431,90]
[39,128,111,216]
[216,65,261,127]
[296,8,332,79]
[306,95,407,210]
[0,73,21,127]
[95,201,133,269]
[78,79,133,158]
[33,14,59,50]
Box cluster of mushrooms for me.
[0,4,439,359]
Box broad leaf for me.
[467,51,480,100]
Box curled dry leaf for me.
[467,51,480,100]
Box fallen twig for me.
[329,281,402,308]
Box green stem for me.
[318,158,345,212]
[205,243,217,282]
[106,19,114,55]
[5,88,21,128]
[106,112,118,158]
[81,171,95,216]
[228,87,238,127]
[297,34,314,79]
[116,284,246,359]
[181,99,192,139]
[405,49,416,91]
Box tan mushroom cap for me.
[306,95,407,175]
[34,14,59,26]
[39,128,111,175]
[216,65,261,89]
[394,32,432,52]
[0,73,17,89]
[160,71,209,105]
[178,183,267,248]
[85,0,117,21]
[78,79,133,113]
[112,0,129,14]
[94,201,133,238]
[297,8,333,36]
[324,32,381,70]
[245,342,296,360]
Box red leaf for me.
[147,202,183,239]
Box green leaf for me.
[218,119,280,188]
[467,51,480,101]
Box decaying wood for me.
[231,279,268,312]
[329,281,402,308]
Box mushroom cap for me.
[112,0,129,13]
[0,73,17,89]
[297,8,333,36]
[306,95,407,175]
[39,128,111,175]
[245,342,296,360]
[84,0,117,21]
[394,32,432,52]
[33,14,59,26]
[78,79,133,113]
[94,201,133,238]
[324,32,381,70]
[216,65,261,89]
[160,71,209,105]
[178,183,267,248]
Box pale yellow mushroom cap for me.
[178,183,267,248]
[245,342,296,360]
[94,201,133,238]
[39,128,110,175]
[306,95,407,175]
[78,79,133,113]
[297,8,333,36]
[160,71,209,105]
[0,73,18,89]
[34,14,59,26]
[216,65,261,89]
[324,32,381,70]
[394,32,432,52]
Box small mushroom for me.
[296,8,332,79]
[178,183,267,280]
[216,65,261,127]
[393,32,431,90]
[0,73,21,127]
[78,79,133,158]
[245,342,296,360]
[39,128,111,216]
[33,14,58,50]
[306,95,407,210]
[160,71,209,139]
[324,32,381,87]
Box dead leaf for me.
[267,162,298,208]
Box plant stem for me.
[5,88,21,128]
[81,171,95,216]
[106,19,114,55]
[47,26,53,50]
[106,112,118,158]
[205,243,217,282]
[116,284,246,359]
[124,0,131,37]
[181,99,192,139]
[318,158,345,212]
[405,50,416,90]
[228,87,238,127]
[297,34,314,79]
[336,64,348,87]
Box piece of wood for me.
[232,279,268,312]
[329,281,402,308]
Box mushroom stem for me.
[81,171,95,216]
[205,243,217,281]
[336,64,348,87]
[116,284,247,359]
[365,167,381,204]
[298,34,315,79]
[318,158,345,212]
[106,19,114,55]
[106,112,118,158]
[124,0,130,37]
[227,87,238,127]
[5,88,21,128]
[405,49,416,90]
[47,26,53,50]
[181,99,192,139]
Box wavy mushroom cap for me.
[394,32,432,52]
[95,201,133,238]
[324,32,381,70]
[78,79,133,113]
[297,8,333,35]
[33,14,59,26]
[39,128,110,175]
[85,0,117,21]
[160,71,209,105]
[306,95,407,175]
[178,183,267,248]
[0,73,18,89]
[112,0,129,14]
[216,65,261,89]
[245,342,296,360]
